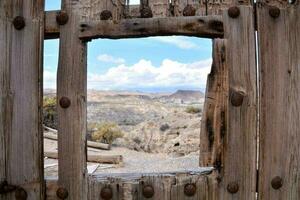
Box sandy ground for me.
[44,138,205,178]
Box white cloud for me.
[88,58,212,90]
[97,54,125,64]
[44,70,56,89]
[151,36,198,50]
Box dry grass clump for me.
[89,122,124,144]
[185,106,201,114]
[43,97,57,129]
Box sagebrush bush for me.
[185,106,202,114]
[89,122,124,144]
[43,97,57,129]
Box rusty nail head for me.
[100,186,113,200]
[13,16,25,30]
[142,185,154,198]
[269,6,280,18]
[56,187,68,199]
[183,5,196,16]
[184,183,196,197]
[228,6,240,18]
[227,182,239,194]
[100,10,113,20]
[271,176,283,190]
[59,97,71,108]
[230,90,245,107]
[56,11,69,25]
[15,188,27,200]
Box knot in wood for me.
[140,6,153,18]
[15,188,27,200]
[271,176,283,190]
[56,187,68,199]
[208,20,224,33]
[100,10,112,20]
[183,5,196,16]
[59,96,71,108]
[228,6,240,18]
[142,185,154,198]
[227,182,239,194]
[56,11,69,25]
[230,90,246,107]
[13,16,26,30]
[100,186,113,200]
[269,6,280,19]
[184,183,196,197]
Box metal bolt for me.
[228,6,240,18]
[13,16,25,30]
[59,97,71,108]
[230,90,246,107]
[140,6,153,18]
[271,176,283,190]
[184,183,196,197]
[183,5,196,16]
[142,185,154,198]
[56,187,68,199]
[100,187,113,200]
[227,182,239,194]
[15,188,27,200]
[100,10,112,20]
[269,6,280,19]
[56,11,69,25]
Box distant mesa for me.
[158,90,204,104]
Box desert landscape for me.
[44,89,205,176]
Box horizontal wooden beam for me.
[45,11,224,40]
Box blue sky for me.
[44,1,212,93]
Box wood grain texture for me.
[57,0,88,200]
[0,0,44,199]
[257,3,300,200]
[200,39,228,172]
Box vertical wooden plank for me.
[257,3,300,200]
[220,6,257,200]
[200,39,228,171]
[0,0,44,199]
[57,0,88,199]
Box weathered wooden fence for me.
[0,0,299,199]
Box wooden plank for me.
[45,10,60,39]
[57,0,88,199]
[0,0,44,199]
[257,3,300,200]
[78,16,224,40]
[200,39,228,170]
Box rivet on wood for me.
[15,187,27,200]
[140,6,153,18]
[184,183,196,197]
[183,5,196,16]
[59,96,71,108]
[230,90,246,107]
[227,182,239,194]
[56,11,69,25]
[13,16,26,30]
[142,185,154,198]
[228,6,240,18]
[100,10,112,20]
[271,176,283,190]
[269,6,280,19]
[100,186,113,200]
[56,187,68,199]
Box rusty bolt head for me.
[56,187,68,199]
[142,185,154,198]
[100,186,113,200]
[227,182,239,194]
[13,16,26,30]
[100,10,113,20]
[183,5,196,16]
[15,188,27,200]
[228,6,240,18]
[271,176,283,190]
[56,11,69,25]
[184,183,196,197]
[269,6,280,19]
[230,90,246,107]
[59,96,71,108]
[140,6,153,18]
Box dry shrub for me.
[185,106,201,114]
[89,122,123,144]
[43,97,57,129]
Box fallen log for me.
[43,126,110,150]
[44,151,123,164]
